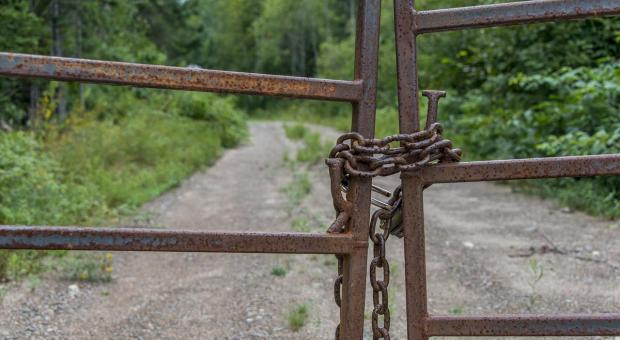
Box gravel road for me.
[1,121,618,339]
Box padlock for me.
[340,176,404,238]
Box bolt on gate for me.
[1,0,620,339]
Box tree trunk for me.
[28,0,40,128]
[52,0,67,121]
[77,11,84,109]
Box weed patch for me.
[283,124,308,140]
[283,172,312,209]
[271,266,287,277]
[287,303,309,331]
[57,252,114,283]
[291,217,311,232]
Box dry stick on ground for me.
[509,230,620,271]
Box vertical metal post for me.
[394,0,420,133]
[339,0,382,339]
[402,176,429,340]
[394,1,429,339]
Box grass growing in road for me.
[296,132,332,165]
[58,253,114,283]
[527,258,544,308]
[271,266,287,277]
[283,172,312,209]
[291,217,311,232]
[283,123,332,166]
[287,303,309,331]
[283,124,308,140]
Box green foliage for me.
[0,108,246,281]
[291,217,311,233]
[47,112,225,210]
[58,252,113,283]
[527,258,544,308]
[0,132,105,226]
[283,172,312,209]
[271,266,287,277]
[172,92,248,148]
[287,303,309,331]
[283,124,308,141]
[296,132,331,165]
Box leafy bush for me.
[0,132,104,281]
[1,107,247,281]
[172,92,247,148]
[47,112,226,210]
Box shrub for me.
[172,92,247,148]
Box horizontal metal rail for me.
[0,226,363,254]
[0,53,362,102]
[426,314,620,336]
[414,0,620,34]
[407,154,620,184]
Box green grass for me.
[271,266,287,277]
[296,132,332,165]
[283,124,308,140]
[291,217,311,232]
[287,303,309,331]
[0,110,246,282]
[47,112,224,210]
[57,252,114,283]
[283,172,312,209]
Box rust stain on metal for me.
[410,154,620,184]
[0,226,361,254]
[426,314,620,336]
[0,53,361,102]
[414,0,620,34]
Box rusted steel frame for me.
[0,226,363,254]
[0,52,362,102]
[338,0,382,339]
[401,175,428,340]
[414,0,620,34]
[407,154,620,184]
[394,1,430,339]
[394,0,420,133]
[426,314,620,336]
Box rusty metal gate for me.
[1,1,620,339]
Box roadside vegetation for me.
[0,1,248,282]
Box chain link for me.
[334,254,343,339]
[327,95,461,338]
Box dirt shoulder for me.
[1,121,619,339]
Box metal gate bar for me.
[396,0,620,339]
[415,0,620,34]
[0,227,360,254]
[338,0,381,338]
[426,314,620,337]
[417,154,620,183]
[0,53,362,102]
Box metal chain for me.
[327,93,461,339]
[334,254,343,339]
[369,186,401,339]
[326,122,460,234]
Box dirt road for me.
[1,122,619,339]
